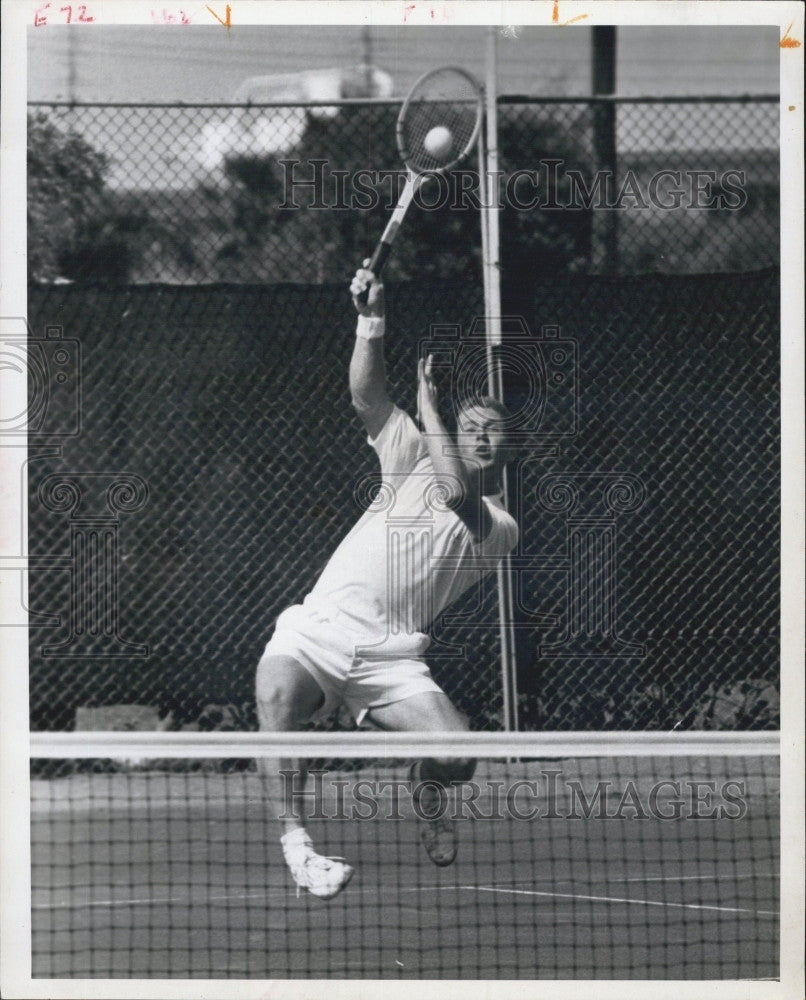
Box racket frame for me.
[362,66,483,285]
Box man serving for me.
[256,262,519,899]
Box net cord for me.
[30,731,780,760]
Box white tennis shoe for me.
[281,829,354,900]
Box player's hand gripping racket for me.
[358,66,483,301]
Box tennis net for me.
[29,731,779,980]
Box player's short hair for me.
[455,395,512,425]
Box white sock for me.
[281,827,313,852]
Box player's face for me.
[455,405,508,472]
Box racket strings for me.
[398,70,481,173]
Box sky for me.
[28,25,779,103]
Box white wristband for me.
[356,315,385,340]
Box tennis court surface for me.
[30,732,779,980]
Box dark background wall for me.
[27,270,779,731]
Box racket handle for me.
[357,176,413,303]
[368,240,393,276]
[357,241,393,305]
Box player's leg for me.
[255,652,324,833]
[256,652,353,899]
[366,691,476,866]
[366,688,476,779]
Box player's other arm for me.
[349,263,394,440]
[417,356,492,543]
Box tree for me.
[196,101,594,286]
[27,111,151,283]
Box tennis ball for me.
[423,125,453,159]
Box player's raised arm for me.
[349,262,394,439]
[417,356,493,544]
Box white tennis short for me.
[259,602,444,725]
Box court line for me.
[32,887,291,910]
[624,873,774,883]
[32,874,778,918]
[446,884,778,917]
[439,872,775,886]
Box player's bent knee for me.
[255,682,296,729]
[255,653,323,729]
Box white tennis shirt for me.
[305,406,519,655]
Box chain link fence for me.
[24,267,779,733]
[23,93,779,732]
[28,96,777,285]
[506,269,779,731]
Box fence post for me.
[592,26,618,273]
[484,27,518,731]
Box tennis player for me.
[256,262,518,899]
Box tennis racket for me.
[359,66,483,300]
